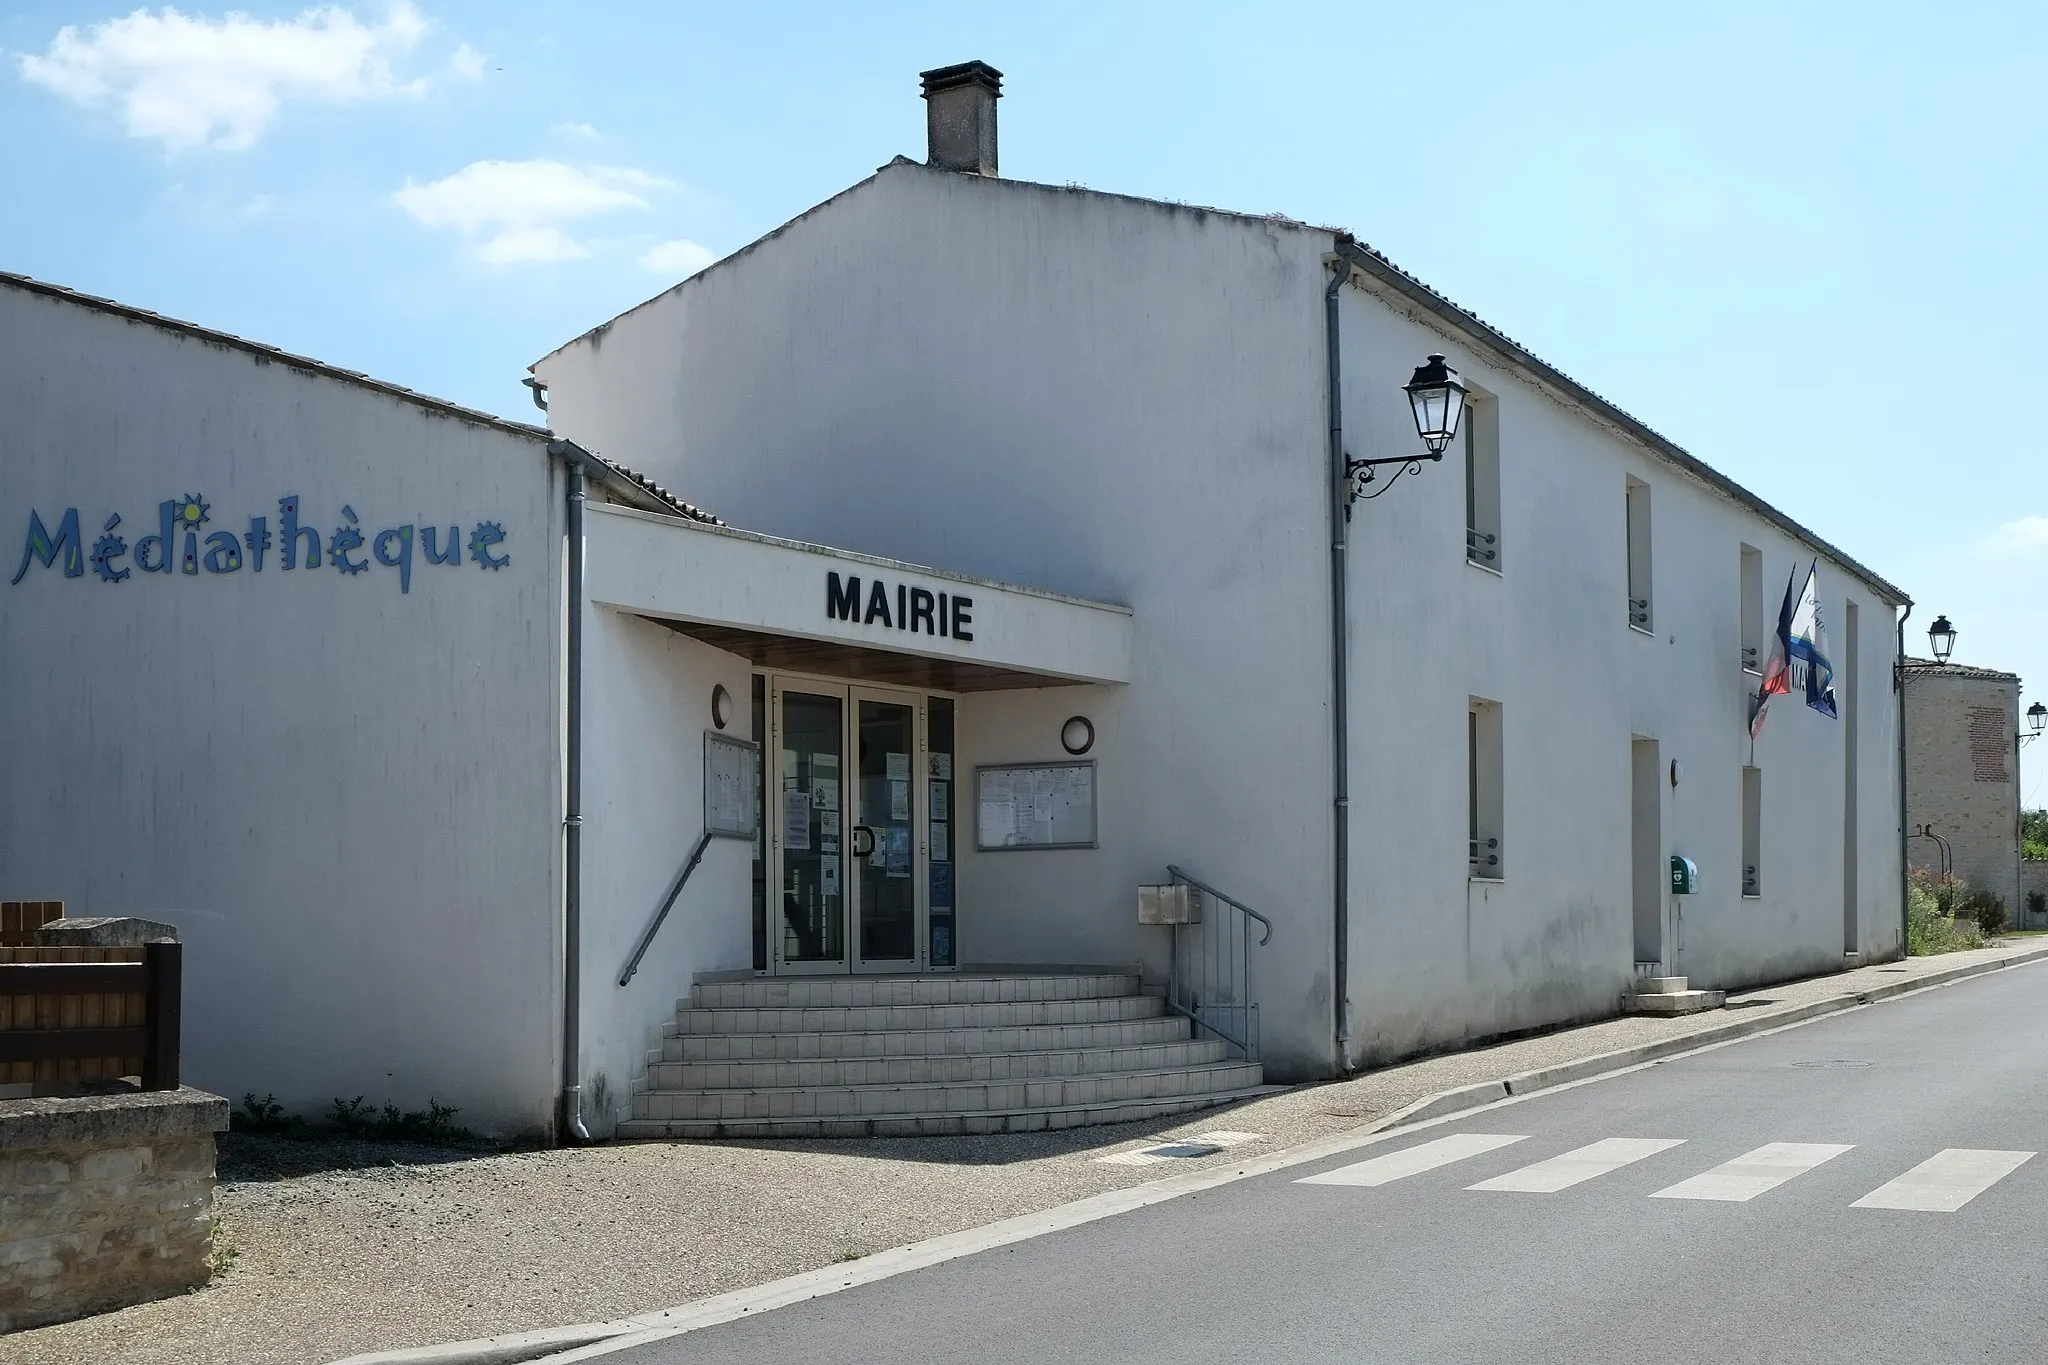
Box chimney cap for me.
[920,60,1003,98]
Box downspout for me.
[1325,252,1353,1069]
[551,434,593,1144]
[1896,603,1912,959]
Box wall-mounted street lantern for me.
[1405,354,1470,457]
[1346,353,1469,506]
[1927,614,1957,663]
[2026,701,2046,743]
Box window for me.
[928,697,956,968]
[1742,766,1763,897]
[1740,545,1763,673]
[1468,699,1504,878]
[1464,396,1501,571]
[1625,477,1653,631]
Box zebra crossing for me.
[1296,1133,2035,1210]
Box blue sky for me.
[4,1,2044,795]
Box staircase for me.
[1622,974,1725,1015]
[617,971,1267,1139]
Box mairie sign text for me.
[826,571,973,640]
[10,494,508,594]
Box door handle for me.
[851,825,877,859]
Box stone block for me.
[0,1087,226,1333]
[79,1147,151,1182]
[28,916,180,946]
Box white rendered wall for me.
[0,284,562,1136]
[1337,278,1904,1064]
[577,604,753,1137]
[538,165,1340,1079]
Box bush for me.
[1959,887,2010,936]
[1908,868,1985,954]
[2028,889,2046,920]
[329,1094,473,1145]
[231,1093,306,1135]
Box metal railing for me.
[1469,836,1500,874]
[1465,527,1498,565]
[1163,865,1272,1061]
[1628,597,1652,629]
[618,829,717,987]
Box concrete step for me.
[671,994,1165,1036]
[658,1014,1196,1062]
[689,973,1141,1010]
[650,1038,1231,1090]
[1633,976,1689,994]
[621,1080,1275,1138]
[633,1061,1264,1123]
[1623,988,1724,1015]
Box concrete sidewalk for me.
[12,942,2044,1365]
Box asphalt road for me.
[602,961,2048,1365]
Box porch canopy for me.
[584,504,1133,689]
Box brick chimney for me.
[920,60,1002,176]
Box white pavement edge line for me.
[334,944,2048,1365]
[330,1324,652,1365]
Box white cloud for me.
[551,120,597,139]
[394,158,670,265]
[639,237,716,277]
[446,41,484,81]
[1985,515,2048,555]
[15,2,449,151]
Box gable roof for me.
[2,270,550,442]
[544,159,1908,607]
[0,270,721,526]
[1900,658,2021,683]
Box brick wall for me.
[0,1088,228,1333]
[1904,665,2020,914]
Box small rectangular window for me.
[1464,397,1501,571]
[1468,699,1504,878]
[1625,477,1653,631]
[927,697,956,968]
[1741,766,1763,897]
[1740,545,1763,674]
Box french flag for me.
[1751,560,1836,739]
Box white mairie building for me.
[1,62,1910,1140]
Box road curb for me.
[329,1324,646,1365]
[1373,944,2048,1133]
[324,943,2048,1365]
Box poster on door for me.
[781,788,811,850]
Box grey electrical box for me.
[1138,883,1202,925]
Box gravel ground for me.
[11,943,2043,1365]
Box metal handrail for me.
[1465,527,1497,563]
[1162,864,1271,1061]
[618,829,717,987]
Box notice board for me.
[974,761,1097,850]
[703,731,761,839]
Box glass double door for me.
[769,677,930,974]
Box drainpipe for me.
[1325,252,1353,1069]
[553,440,593,1143]
[1896,603,1912,958]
